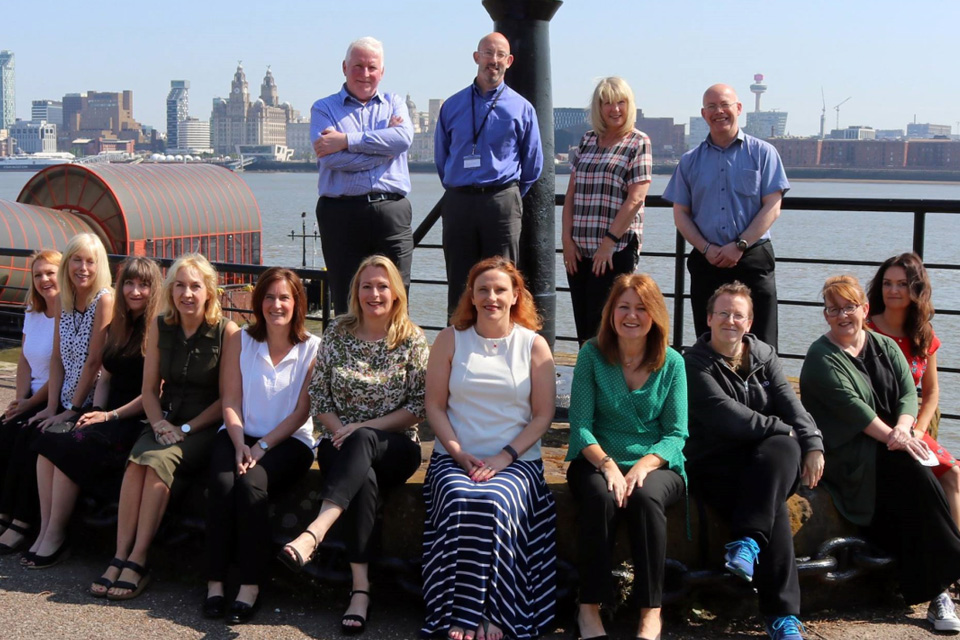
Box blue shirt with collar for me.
[662,129,789,246]
[434,82,543,196]
[310,85,413,197]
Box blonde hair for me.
[26,250,61,313]
[161,253,222,326]
[58,233,111,311]
[590,77,637,138]
[339,255,420,350]
[821,275,867,307]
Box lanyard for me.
[471,84,505,154]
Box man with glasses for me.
[311,36,414,314]
[434,32,543,314]
[663,84,789,348]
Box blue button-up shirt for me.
[434,82,543,196]
[662,130,789,245]
[310,85,412,197]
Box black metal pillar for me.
[483,0,562,348]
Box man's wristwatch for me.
[258,440,269,451]
[180,423,192,435]
[735,237,749,251]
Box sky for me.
[4,0,960,138]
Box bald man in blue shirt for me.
[663,84,789,348]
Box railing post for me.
[673,231,687,348]
[483,0,563,348]
[913,210,926,259]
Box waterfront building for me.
[428,99,443,132]
[166,80,189,150]
[770,138,822,167]
[876,129,905,140]
[745,110,788,139]
[285,121,312,159]
[0,129,12,156]
[636,115,685,159]
[211,64,298,156]
[907,122,952,139]
[830,126,876,140]
[409,130,435,163]
[820,139,906,168]
[688,117,709,149]
[0,51,14,129]
[175,117,211,155]
[31,100,62,128]
[59,90,144,149]
[8,120,57,154]
[906,140,960,169]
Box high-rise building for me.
[211,63,297,155]
[175,116,211,154]
[0,51,14,129]
[688,117,709,149]
[9,120,57,153]
[745,111,788,139]
[31,100,63,127]
[166,80,190,149]
[906,123,951,139]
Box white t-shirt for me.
[222,330,321,449]
[22,310,55,395]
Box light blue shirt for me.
[310,85,413,197]
[662,129,789,245]
[434,82,543,197]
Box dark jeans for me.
[688,240,778,349]
[205,430,314,584]
[440,185,522,316]
[688,434,802,616]
[316,427,421,563]
[0,408,44,525]
[567,235,639,345]
[566,456,685,607]
[315,195,414,315]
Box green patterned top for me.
[566,340,688,484]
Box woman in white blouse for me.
[203,267,320,624]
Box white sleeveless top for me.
[435,324,541,461]
[22,310,55,395]
[223,330,321,449]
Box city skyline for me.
[3,0,959,139]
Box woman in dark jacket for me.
[684,282,823,640]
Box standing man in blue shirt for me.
[434,32,543,314]
[311,36,413,314]
[663,84,789,348]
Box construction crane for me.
[834,97,852,131]
[820,88,827,139]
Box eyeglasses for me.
[477,50,509,61]
[703,102,737,112]
[824,304,861,317]
[713,311,749,323]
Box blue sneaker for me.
[765,615,805,640]
[723,536,760,582]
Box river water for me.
[1,170,959,443]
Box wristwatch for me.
[258,440,269,451]
[64,401,75,411]
[180,423,192,435]
[735,237,749,251]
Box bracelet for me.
[604,230,620,243]
[112,410,119,421]
[702,242,712,254]
[502,444,519,463]
[597,455,613,470]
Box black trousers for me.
[440,185,522,316]
[566,457,685,607]
[0,408,44,525]
[868,442,960,605]
[205,430,314,584]
[567,236,639,345]
[688,434,802,616]
[687,240,778,349]
[315,195,414,315]
[316,427,421,564]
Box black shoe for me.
[203,595,226,619]
[341,589,370,635]
[226,598,260,625]
[0,522,31,555]
[27,538,71,570]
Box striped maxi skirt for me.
[421,452,557,639]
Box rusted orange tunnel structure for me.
[0,163,262,305]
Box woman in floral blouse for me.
[278,254,427,636]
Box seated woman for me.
[204,268,320,624]
[279,255,426,635]
[31,257,162,580]
[421,257,556,640]
[0,250,61,553]
[566,273,687,640]
[866,253,960,524]
[684,282,823,640]
[23,235,114,567]
[800,275,960,633]
[94,253,238,601]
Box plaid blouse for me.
[569,129,653,257]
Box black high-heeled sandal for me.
[341,589,370,636]
[277,529,319,573]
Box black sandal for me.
[277,529,319,573]
[106,560,151,600]
[341,589,370,636]
[27,537,70,570]
[90,557,125,598]
[0,522,31,555]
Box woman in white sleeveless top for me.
[422,257,557,640]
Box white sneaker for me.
[928,591,960,633]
